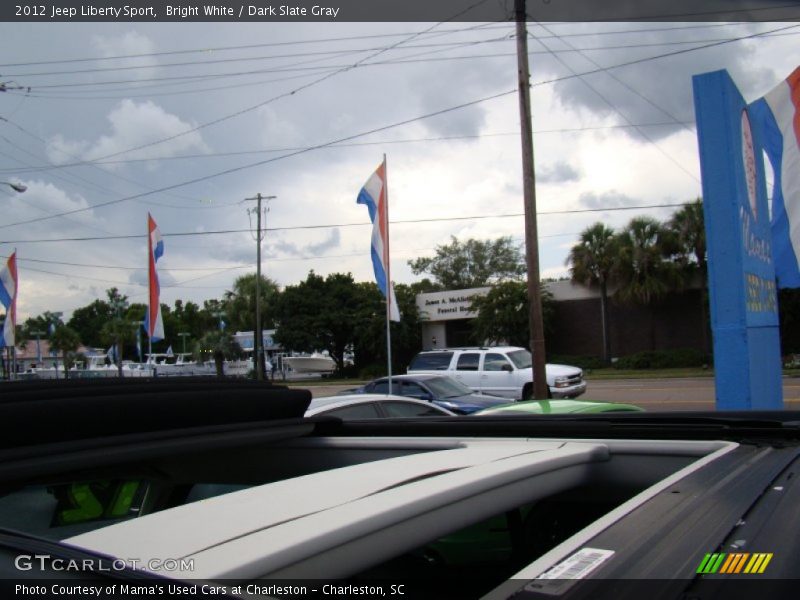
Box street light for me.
[48,312,63,379]
[1,181,26,193]
[30,330,45,366]
[178,332,191,355]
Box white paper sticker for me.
[524,548,615,596]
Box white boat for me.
[281,353,336,374]
[145,353,215,377]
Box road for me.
[294,377,800,411]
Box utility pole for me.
[515,0,548,399]
[245,193,276,380]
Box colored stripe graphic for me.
[698,552,773,574]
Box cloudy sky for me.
[0,8,798,324]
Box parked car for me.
[2,379,799,600]
[474,398,644,416]
[356,374,511,414]
[408,346,586,400]
[305,393,456,418]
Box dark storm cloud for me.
[268,229,341,258]
[578,190,637,210]
[537,161,581,183]
[532,22,781,140]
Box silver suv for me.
[407,346,586,400]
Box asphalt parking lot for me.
[294,377,800,411]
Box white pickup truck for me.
[407,346,586,400]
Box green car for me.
[473,398,644,416]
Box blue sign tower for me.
[693,70,783,410]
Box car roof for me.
[305,393,455,416]
[65,439,612,580]
[417,346,524,353]
[373,374,451,382]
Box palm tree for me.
[50,325,81,380]
[100,319,136,377]
[669,199,709,353]
[194,330,243,378]
[613,217,677,305]
[566,223,617,363]
[613,217,679,350]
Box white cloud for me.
[46,100,209,168]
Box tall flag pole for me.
[0,251,18,379]
[357,157,400,393]
[144,213,165,360]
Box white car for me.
[305,393,456,418]
[408,346,586,400]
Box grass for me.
[585,367,715,380]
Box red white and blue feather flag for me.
[357,159,401,321]
[0,252,18,347]
[144,213,165,341]
[748,66,800,288]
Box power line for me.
[14,29,799,88]
[528,28,700,183]
[0,202,690,244]
[3,22,787,231]
[1,121,692,174]
[0,22,514,69]
[0,22,767,71]
[2,255,252,271]
[16,30,798,93]
[17,3,495,173]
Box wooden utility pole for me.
[245,193,276,380]
[515,0,548,399]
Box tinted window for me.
[371,380,399,394]
[484,353,511,371]
[425,376,473,398]
[322,403,381,419]
[508,349,532,369]
[409,352,453,370]
[456,353,480,371]
[401,382,429,398]
[381,401,446,417]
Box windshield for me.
[425,376,474,398]
[508,350,532,369]
[1,12,793,420]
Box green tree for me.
[566,223,618,363]
[50,325,81,380]
[408,236,525,290]
[223,273,280,378]
[274,271,367,372]
[668,199,709,354]
[469,281,555,348]
[613,217,680,350]
[351,282,424,375]
[67,288,127,348]
[99,290,134,377]
[21,311,64,340]
[613,217,678,305]
[223,274,281,332]
[194,330,243,378]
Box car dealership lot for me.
[300,377,800,411]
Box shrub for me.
[613,348,710,370]
[548,354,606,370]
